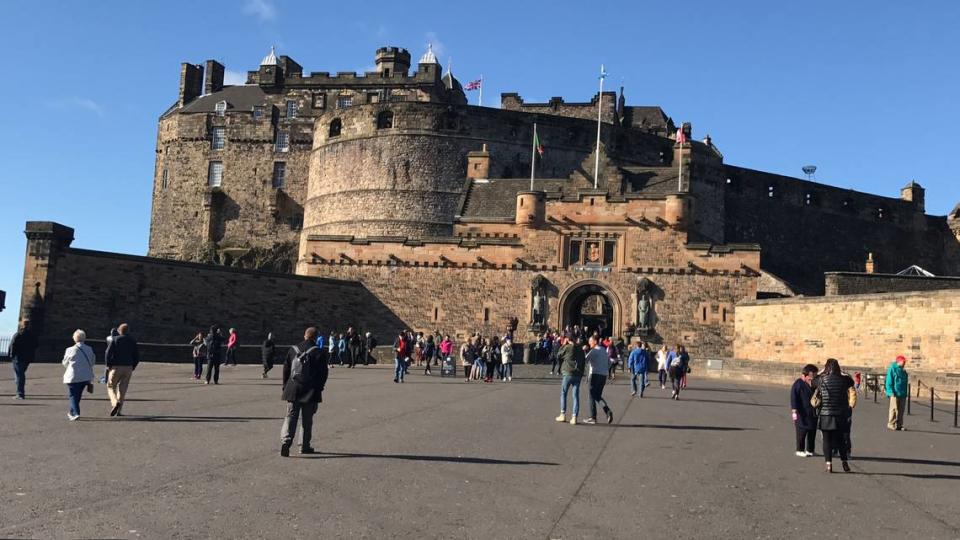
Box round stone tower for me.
[303,102,470,239]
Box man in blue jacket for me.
[885,355,909,431]
[628,341,649,397]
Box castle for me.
[16,45,960,368]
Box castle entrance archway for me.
[558,280,622,338]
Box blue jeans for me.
[11,357,28,398]
[502,363,512,379]
[67,382,86,416]
[560,375,581,416]
[631,371,647,396]
[394,358,404,382]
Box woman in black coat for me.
[790,364,819,457]
[812,358,854,473]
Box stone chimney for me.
[178,63,204,107]
[865,252,876,274]
[467,144,490,180]
[204,60,225,94]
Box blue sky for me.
[1,1,958,336]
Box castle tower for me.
[900,180,925,212]
[375,47,411,77]
[258,46,281,88]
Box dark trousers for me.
[589,374,610,420]
[464,365,471,379]
[670,367,684,394]
[795,425,816,453]
[263,357,274,375]
[550,355,559,373]
[281,401,318,449]
[193,357,204,378]
[658,369,667,387]
[67,382,86,416]
[226,347,237,366]
[205,359,221,383]
[484,361,495,379]
[11,357,29,397]
[821,429,848,463]
[349,346,360,368]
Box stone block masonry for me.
[734,289,960,392]
[19,222,406,363]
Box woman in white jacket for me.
[62,329,96,421]
[655,345,669,390]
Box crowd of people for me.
[789,355,910,473]
[6,320,917,464]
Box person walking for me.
[813,358,854,473]
[481,338,495,383]
[422,334,436,375]
[203,326,224,385]
[656,345,668,390]
[439,334,454,368]
[790,364,819,457]
[668,345,688,400]
[337,333,347,367]
[327,332,336,365]
[584,336,614,424]
[628,341,649,397]
[104,323,139,417]
[885,355,909,431]
[61,329,96,421]
[190,331,205,380]
[555,335,585,425]
[261,333,276,379]
[225,328,239,366]
[500,337,514,382]
[280,326,329,457]
[393,332,407,383]
[460,340,475,382]
[99,327,118,384]
[8,321,39,400]
[347,327,361,368]
[364,332,377,365]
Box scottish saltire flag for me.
[465,79,482,90]
[599,65,607,80]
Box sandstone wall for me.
[734,290,960,390]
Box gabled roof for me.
[896,265,935,277]
[459,179,569,219]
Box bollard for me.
[930,388,935,422]
[917,381,922,398]
[954,391,958,428]
[873,385,878,403]
[907,387,911,415]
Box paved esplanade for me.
[1,363,957,539]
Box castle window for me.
[433,307,439,321]
[161,168,168,190]
[252,105,265,120]
[568,240,582,266]
[804,192,819,206]
[312,93,325,109]
[842,198,856,213]
[389,92,406,102]
[336,96,353,109]
[286,100,298,119]
[377,110,394,129]
[329,118,342,137]
[215,100,227,116]
[483,307,490,323]
[367,92,380,104]
[211,127,225,150]
[274,131,290,152]
[207,161,223,187]
[767,185,775,198]
[289,213,303,231]
[877,207,887,220]
[271,162,286,189]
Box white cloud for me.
[224,70,248,86]
[47,97,104,117]
[243,0,276,21]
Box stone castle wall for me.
[723,165,960,294]
[20,223,405,363]
[303,102,674,240]
[734,289,960,391]
[825,272,960,296]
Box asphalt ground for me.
[1,362,958,539]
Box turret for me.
[467,144,490,179]
[258,46,281,88]
[375,46,411,77]
[515,191,545,228]
[900,180,925,212]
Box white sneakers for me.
[67,414,79,421]
[555,414,566,422]
[569,415,578,425]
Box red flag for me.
[464,79,482,91]
[676,128,687,144]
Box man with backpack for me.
[280,327,329,457]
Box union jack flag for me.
[464,79,482,91]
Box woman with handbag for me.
[62,329,96,421]
[811,358,855,473]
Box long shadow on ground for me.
[302,452,558,466]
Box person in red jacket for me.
[393,332,407,383]
[225,328,239,366]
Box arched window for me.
[329,118,342,137]
[377,110,394,129]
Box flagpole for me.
[530,122,537,191]
[478,74,483,107]
[677,124,683,192]
[594,64,605,189]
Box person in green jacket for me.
[885,355,909,431]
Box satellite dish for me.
[802,165,817,180]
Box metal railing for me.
[868,376,959,428]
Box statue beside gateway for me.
[531,275,549,326]
[636,277,655,332]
